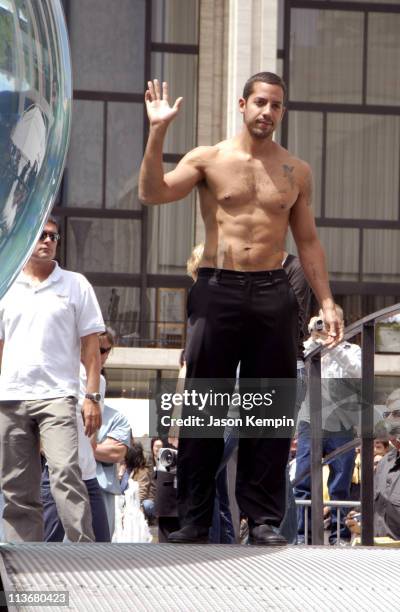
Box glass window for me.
[276,58,284,78]
[363,229,400,283]
[93,285,141,340]
[69,0,145,93]
[288,111,323,217]
[285,227,359,281]
[335,294,363,326]
[290,9,364,103]
[66,217,141,274]
[106,102,143,210]
[367,13,400,105]
[145,288,186,349]
[318,227,359,281]
[145,288,158,345]
[325,114,400,220]
[152,0,199,45]
[147,164,196,275]
[151,52,198,153]
[65,100,103,208]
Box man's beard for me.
[249,125,273,139]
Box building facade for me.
[55,0,400,348]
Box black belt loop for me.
[215,269,222,281]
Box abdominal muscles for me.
[201,207,289,271]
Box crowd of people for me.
[0,217,399,545]
[0,70,399,546]
[0,217,152,543]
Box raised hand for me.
[145,79,183,127]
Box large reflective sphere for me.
[0,0,71,299]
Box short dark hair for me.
[45,214,60,233]
[242,72,287,104]
[100,326,116,348]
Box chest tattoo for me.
[283,164,295,189]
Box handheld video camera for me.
[157,447,178,473]
[308,318,325,333]
[155,447,179,517]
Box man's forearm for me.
[139,124,168,203]
[94,440,127,463]
[84,354,100,394]
[298,240,335,310]
[81,336,101,394]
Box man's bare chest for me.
[203,160,299,211]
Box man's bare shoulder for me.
[187,138,251,163]
[275,145,312,189]
[183,145,220,167]
[274,144,311,173]
[294,159,312,194]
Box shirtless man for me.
[139,72,343,545]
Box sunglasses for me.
[39,231,60,242]
[100,346,112,355]
[383,409,400,419]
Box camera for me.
[155,447,178,519]
[309,318,325,333]
[157,447,178,473]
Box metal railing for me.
[307,303,400,545]
[296,499,361,546]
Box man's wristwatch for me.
[85,392,102,403]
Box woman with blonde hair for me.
[186,242,204,281]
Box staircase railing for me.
[306,303,400,545]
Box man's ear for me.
[281,106,287,121]
[238,97,246,114]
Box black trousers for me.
[177,267,298,529]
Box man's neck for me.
[236,129,277,158]
[23,259,55,283]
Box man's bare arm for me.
[81,333,102,435]
[139,79,205,204]
[93,437,128,464]
[289,162,343,345]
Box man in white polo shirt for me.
[0,216,105,542]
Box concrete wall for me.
[106,347,400,377]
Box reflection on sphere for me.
[0,0,71,299]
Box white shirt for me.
[297,339,362,430]
[77,366,105,480]
[304,337,362,380]
[0,262,105,400]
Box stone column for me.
[195,0,278,242]
[227,0,278,137]
[195,0,229,243]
